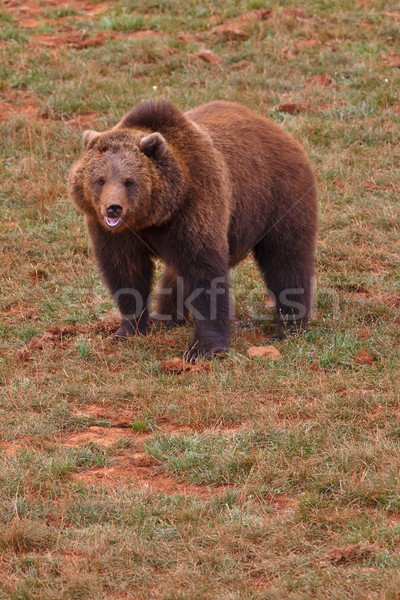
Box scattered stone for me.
[247,346,282,360]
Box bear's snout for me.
[104,203,124,228]
[106,203,123,217]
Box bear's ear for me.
[82,130,99,149]
[140,132,167,161]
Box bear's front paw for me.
[183,341,228,363]
[113,318,147,339]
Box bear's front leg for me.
[87,219,154,338]
[182,266,231,363]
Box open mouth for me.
[104,216,122,228]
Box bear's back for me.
[186,101,316,264]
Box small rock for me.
[247,346,282,360]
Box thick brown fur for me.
[68,100,318,361]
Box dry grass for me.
[1,0,400,598]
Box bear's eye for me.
[96,178,105,186]
[124,179,134,188]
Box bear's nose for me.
[106,204,123,217]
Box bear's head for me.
[68,128,186,232]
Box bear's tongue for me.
[104,216,122,228]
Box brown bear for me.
[68,99,317,362]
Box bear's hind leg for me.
[150,266,189,327]
[253,237,315,338]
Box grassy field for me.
[1,0,400,598]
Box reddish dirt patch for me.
[71,404,240,435]
[382,11,399,20]
[4,1,42,28]
[364,258,388,273]
[209,8,271,41]
[385,53,400,68]
[230,59,250,69]
[363,181,399,192]
[4,304,41,322]
[0,90,40,122]
[196,49,221,64]
[65,112,98,128]
[235,8,272,23]
[63,426,137,447]
[295,38,318,48]
[71,451,224,497]
[15,317,120,360]
[210,26,249,41]
[30,31,109,48]
[354,350,375,365]
[72,403,135,426]
[390,102,400,115]
[357,327,372,339]
[240,329,272,345]
[214,8,271,29]
[0,437,41,457]
[126,30,162,40]
[0,441,22,457]
[318,543,375,566]
[266,494,299,515]
[387,512,400,524]
[273,102,308,115]
[280,6,311,21]
[177,31,203,43]
[4,0,109,28]
[160,357,212,375]
[60,0,109,18]
[306,74,339,88]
